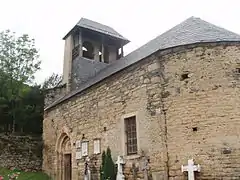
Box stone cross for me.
[181,159,200,180]
[116,156,125,180]
[142,157,150,180]
[84,157,91,180]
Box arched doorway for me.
[56,131,72,180]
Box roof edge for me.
[62,25,131,46]
[44,41,240,112]
[62,26,130,45]
[62,25,78,40]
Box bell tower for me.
[62,18,130,91]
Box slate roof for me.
[63,18,130,43]
[46,16,240,111]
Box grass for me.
[0,168,51,180]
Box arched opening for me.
[99,48,102,62]
[82,41,94,60]
[56,133,72,180]
[104,46,109,63]
[117,48,121,59]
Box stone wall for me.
[0,134,42,171]
[44,85,66,108]
[71,57,108,90]
[43,48,167,180]
[160,43,240,180]
[43,42,240,180]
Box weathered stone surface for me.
[71,57,108,90]
[0,134,42,171]
[43,43,240,180]
[164,44,240,180]
[44,85,66,108]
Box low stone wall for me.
[0,134,42,171]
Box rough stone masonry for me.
[43,42,240,180]
[0,134,42,172]
[43,16,240,180]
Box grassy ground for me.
[0,168,51,180]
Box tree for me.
[18,85,44,133]
[102,147,116,180]
[0,30,41,132]
[0,71,10,131]
[100,150,106,180]
[0,30,40,83]
[42,73,63,90]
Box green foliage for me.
[0,30,43,134]
[0,167,51,180]
[100,150,106,180]
[0,84,44,134]
[0,30,40,84]
[18,86,44,133]
[101,147,116,180]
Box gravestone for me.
[116,155,125,180]
[181,159,200,180]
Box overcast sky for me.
[0,0,240,84]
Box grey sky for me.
[0,0,240,84]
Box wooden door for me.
[64,154,72,180]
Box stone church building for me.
[43,17,240,180]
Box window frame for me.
[121,112,140,158]
[125,116,138,155]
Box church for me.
[43,17,240,180]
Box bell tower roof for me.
[63,18,130,45]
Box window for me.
[99,48,102,62]
[118,48,121,56]
[103,46,109,63]
[117,48,122,59]
[82,41,94,60]
[236,67,240,74]
[125,116,138,155]
[117,47,124,60]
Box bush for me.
[100,150,106,180]
[100,147,116,180]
